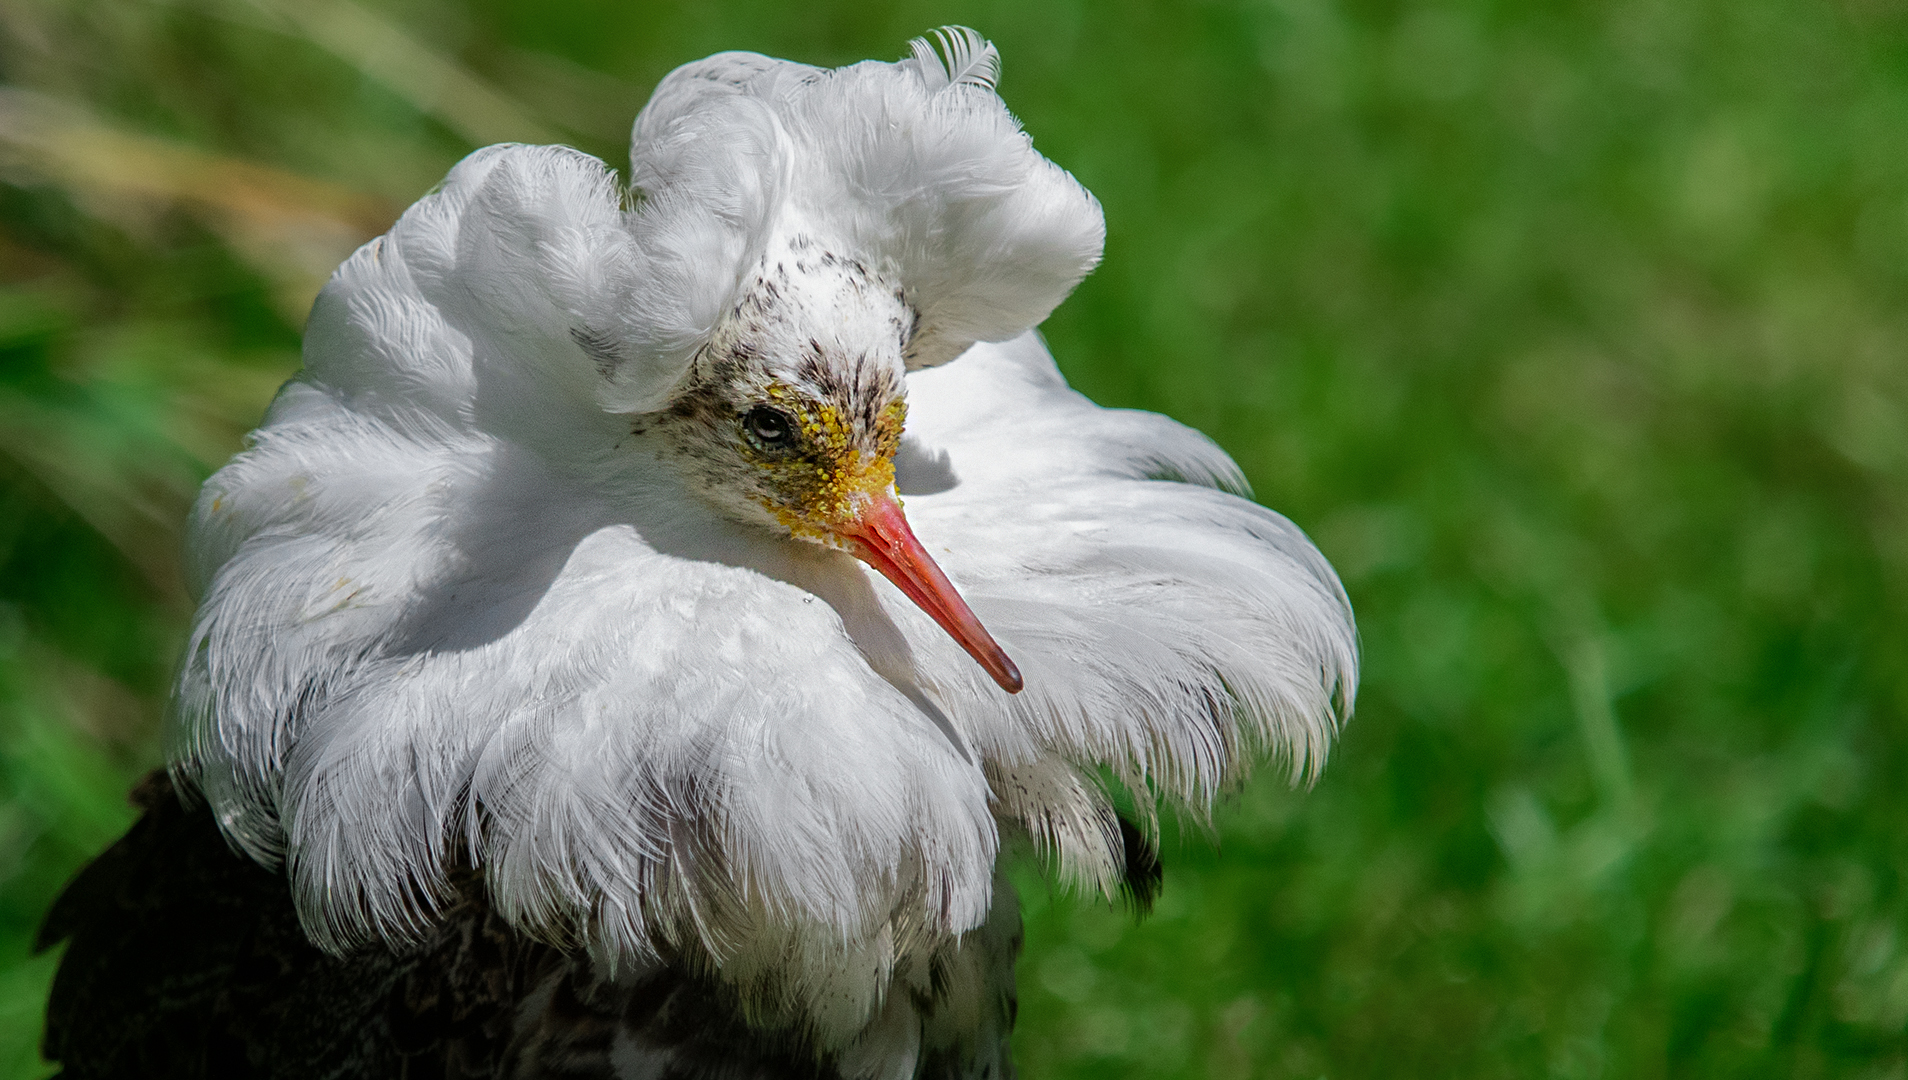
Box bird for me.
[37,27,1356,1080]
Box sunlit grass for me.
[2,0,1905,1076]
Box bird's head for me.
[646,230,1023,692]
[326,28,1102,695]
[574,28,1110,697]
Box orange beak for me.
[833,493,1024,694]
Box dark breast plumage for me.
[38,773,1017,1080]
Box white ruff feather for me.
[166,29,1356,1051]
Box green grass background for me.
[2,0,1906,1075]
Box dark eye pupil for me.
[746,407,792,445]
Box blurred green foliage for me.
[0,0,1904,1076]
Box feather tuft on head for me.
[908,26,1002,94]
[611,25,1102,399]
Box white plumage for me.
[163,28,1355,1073]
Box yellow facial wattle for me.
[747,388,907,541]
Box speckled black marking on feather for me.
[664,393,707,423]
[734,278,773,319]
[570,326,625,377]
[797,353,849,403]
[893,288,921,350]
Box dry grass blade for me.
[232,0,562,148]
[0,87,396,320]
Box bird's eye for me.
[744,406,795,447]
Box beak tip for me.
[995,662,1024,695]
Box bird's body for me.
[41,31,1355,1079]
